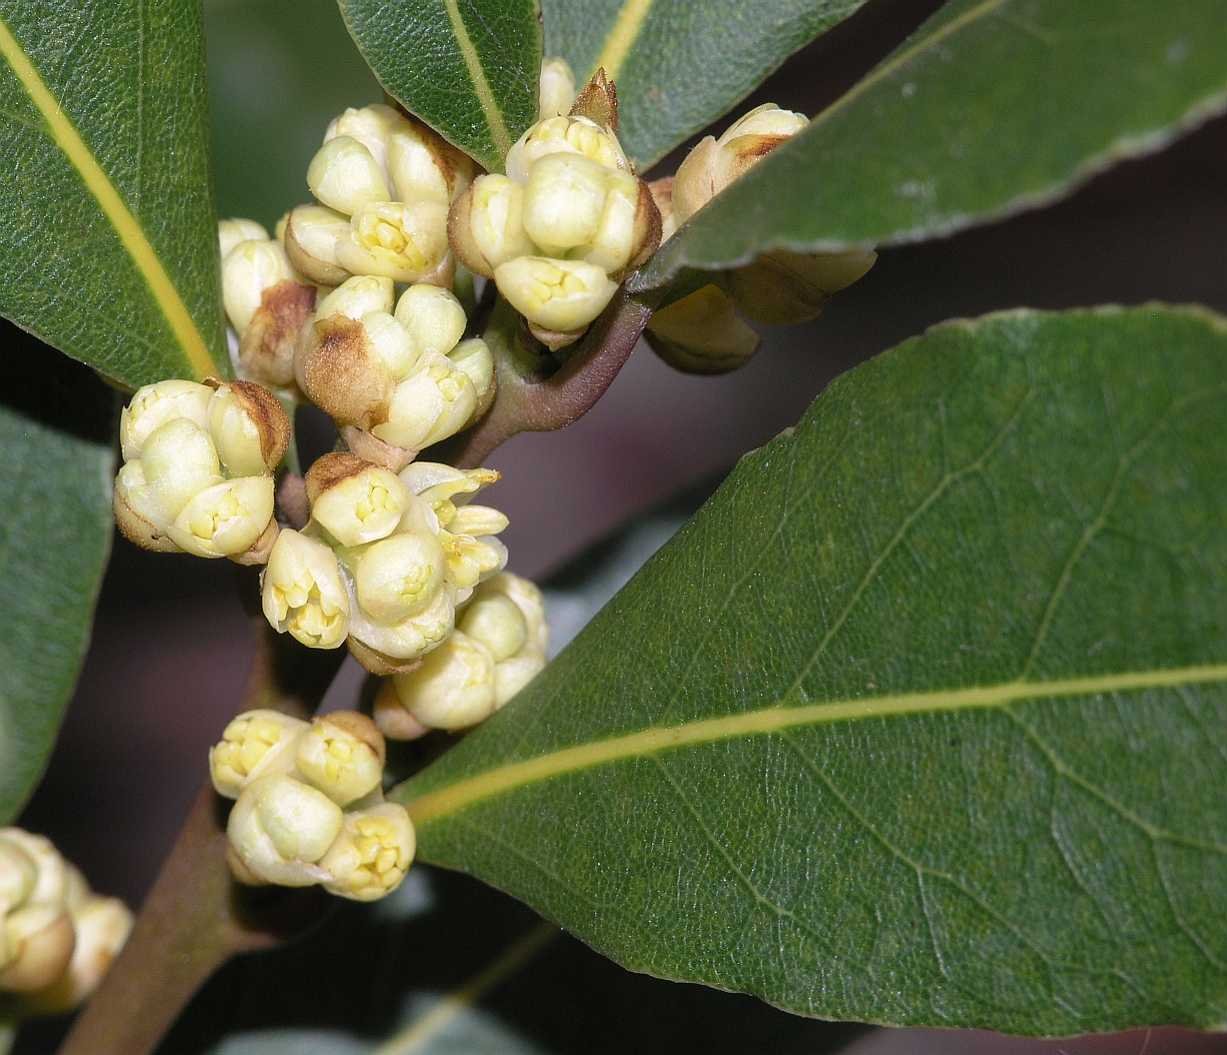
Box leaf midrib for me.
[441,0,513,159]
[402,662,1227,824]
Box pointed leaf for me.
[396,305,1227,1034]
[1,338,115,821]
[633,0,1227,295]
[0,1,226,387]
[337,0,542,173]
[542,0,869,170]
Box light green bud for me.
[307,135,391,216]
[140,418,224,523]
[439,530,508,592]
[505,115,629,185]
[323,103,407,174]
[222,238,297,335]
[494,256,617,333]
[167,475,275,558]
[261,530,350,650]
[580,168,649,274]
[538,57,576,120]
[119,379,213,462]
[336,200,450,284]
[389,631,497,730]
[371,353,477,451]
[295,711,385,807]
[522,153,609,254]
[308,456,411,547]
[448,174,536,278]
[316,274,395,321]
[219,218,270,260]
[355,531,447,624]
[448,337,495,420]
[361,310,418,380]
[284,203,352,286]
[207,382,282,477]
[227,774,344,887]
[347,579,456,662]
[394,284,466,357]
[209,708,311,799]
[320,803,415,902]
[459,591,526,662]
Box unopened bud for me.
[316,274,395,321]
[222,239,298,336]
[113,461,178,552]
[459,591,526,662]
[646,284,759,374]
[323,103,405,173]
[0,830,66,909]
[448,175,535,278]
[237,279,317,388]
[347,580,456,665]
[447,504,509,538]
[538,57,576,120]
[581,169,659,274]
[522,153,609,255]
[448,337,495,420]
[372,680,433,740]
[321,803,415,901]
[219,218,270,260]
[394,284,466,356]
[0,907,74,992]
[495,256,617,333]
[296,711,386,806]
[209,709,310,799]
[439,530,508,592]
[284,204,352,286]
[336,200,450,284]
[354,530,447,625]
[140,418,224,523]
[387,117,475,205]
[371,354,477,451]
[307,135,391,216]
[306,453,410,547]
[391,631,497,730]
[0,838,36,910]
[261,530,350,649]
[167,475,275,559]
[505,115,629,184]
[727,247,877,324]
[465,572,548,706]
[296,313,395,429]
[28,896,132,1012]
[227,774,344,887]
[362,310,418,378]
[207,381,290,475]
[119,380,213,462]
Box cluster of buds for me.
[450,69,661,351]
[294,277,493,469]
[211,710,414,902]
[0,829,131,1014]
[375,571,547,737]
[114,378,288,561]
[261,454,511,675]
[647,104,877,373]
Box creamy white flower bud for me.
[336,201,450,284]
[728,247,878,324]
[448,337,495,420]
[354,531,447,624]
[307,135,391,215]
[347,580,456,664]
[394,285,466,356]
[0,830,66,909]
[386,119,469,206]
[390,631,496,729]
[219,218,270,261]
[227,774,344,887]
[494,256,617,333]
[538,57,576,119]
[295,711,386,806]
[724,101,808,140]
[222,239,298,335]
[447,175,536,278]
[167,475,275,559]
[0,838,37,910]
[459,591,526,662]
[372,354,477,451]
[522,153,608,255]
[583,169,658,274]
[284,203,352,286]
[140,418,224,523]
[0,906,75,992]
[494,651,546,706]
[207,381,290,476]
[439,531,508,592]
[323,103,406,174]
[28,896,132,1012]
[465,572,547,706]
[209,709,310,799]
[316,275,395,321]
[113,461,178,551]
[505,115,629,184]
[119,380,213,462]
[372,680,433,740]
[320,803,415,902]
[646,284,759,374]
[306,453,411,547]
[261,530,350,649]
[362,310,418,379]
[447,504,509,538]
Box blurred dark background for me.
[14,0,1227,1050]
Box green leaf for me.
[337,0,542,173]
[541,0,868,170]
[633,0,1227,295]
[0,1,227,388]
[396,305,1227,1034]
[0,336,115,822]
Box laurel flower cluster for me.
[449,68,660,351]
[210,710,415,902]
[0,829,132,1014]
[114,379,288,561]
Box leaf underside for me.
[337,0,542,173]
[0,0,226,387]
[633,0,1227,295]
[399,305,1227,1035]
[541,0,869,171]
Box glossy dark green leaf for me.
[0,340,115,822]
[397,306,1227,1034]
[633,0,1227,294]
[337,0,541,173]
[542,0,868,170]
[0,1,227,387]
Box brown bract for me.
[230,518,280,567]
[304,451,370,508]
[347,636,423,677]
[295,315,392,429]
[239,281,317,389]
[208,378,292,470]
[113,489,178,553]
[570,67,619,134]
[340,425,414,473]
[626,178,662,274]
